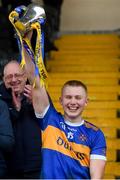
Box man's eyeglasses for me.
[4,73,25,81]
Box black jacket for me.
[0,83,42,178]
[0,99,14,178]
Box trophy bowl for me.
[15,3,46,35]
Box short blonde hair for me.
[62,80,87,93]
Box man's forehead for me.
[4,62,23,74]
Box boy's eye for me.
[65,95,82,100]
[65,95,72,99]
[76,96,82,100]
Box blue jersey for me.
[37,104,106,179]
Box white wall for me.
[61,0,120,32]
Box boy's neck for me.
[65,119,84,127]
[64,115,83,124]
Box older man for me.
[0,60,42,179]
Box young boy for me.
[24,32,107,179]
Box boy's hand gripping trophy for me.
[9,3,48,87]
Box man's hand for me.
[24,84,32,103]
[12,90,21,111]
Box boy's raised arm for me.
[23,34,49,115]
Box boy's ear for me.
[85,98,89,106]
[59,97,62,105]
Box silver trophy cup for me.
[15,3,46,35]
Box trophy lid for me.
[14,3,46,34]
[20,3,46,25]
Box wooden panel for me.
[88,93,118,101]
[48,85,120,93]
[49,64,119,72]
[54,106,117,118]
[55,47,120,52]
[53,101,120,109]
[105,162,120,175]
[106,139,120,149]
[49,72,120,78]
[104,174,115,179]
[86,101,120,109]
[107,149,117,161]
[80,109,116,118]
[101,127,117,138]
[51,53,119,60]
[48,78,118,86]
[48,57,120,65]
[88,86,120,93]
[51,50,120,58]
[55,45,119,51]
[87,118,120,128]
[55,34,119,43]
